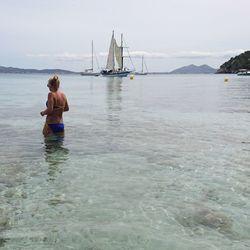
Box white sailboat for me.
[81,40,100,76]
[135,56,148,75]
[101,31,132,77]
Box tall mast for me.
[112,30,115,70]
[121,33,123,70]
[142,56,144,73]
[91,40,93,71]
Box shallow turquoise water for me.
[0,74,250,249]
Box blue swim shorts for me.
[48,123,64,133]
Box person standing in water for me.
[40,75,69,137]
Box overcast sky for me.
[0,0,249,71]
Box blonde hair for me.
[48,75,60,90]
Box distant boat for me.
[135,56,148,75]
[80,40,100,76]
[237,69,250,76]
[101,31,132,77]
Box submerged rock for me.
[48,194,67,206]
[175,205,233,234]
[194,207,233,231]
[0,208,9,231]
[0,238,7,247]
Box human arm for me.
[64,97,69,112]
[40,93,54,116]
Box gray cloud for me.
[27,49,247,62]
[173,49,246,59]
[27,53,93,61]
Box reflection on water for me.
[105,78,123,153]
[43,135,69,180]
[106,77,123,124]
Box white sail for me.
[106,34,115,70]
[114,40,122,69]
[101,31,131,77]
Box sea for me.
[0,73,250,250]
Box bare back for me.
[46,91,69,124]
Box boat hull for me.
[101,70,131,77]
[237,71,250,76]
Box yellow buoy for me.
[130,74,134,80]
[224,77,229,82]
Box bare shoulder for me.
[60,91,67,99]
[48,92,54,98]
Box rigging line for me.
[144,57,149,72]
[123,38,136,71]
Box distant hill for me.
[169,64,217,74]
[147,72,169,75]
[217,51,250,73]
[0,66,79,74]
